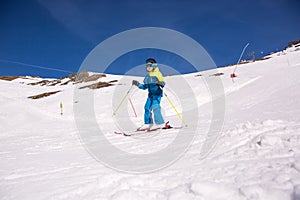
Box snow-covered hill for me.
[1,45,300,200]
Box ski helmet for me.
[146,58,157,64]
[145,58,157,72]
[146,58,158,69]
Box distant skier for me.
[132,58,165,131]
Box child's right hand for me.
[132,80,139,86]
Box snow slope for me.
[1,46,300,200]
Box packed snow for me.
[1,46,300,200]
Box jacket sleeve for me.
[138,83,147,90]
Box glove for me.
[132,80,139,86]
[156,81,164,87]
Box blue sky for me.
[0,0,299,78]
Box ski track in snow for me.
[1,47,300,200]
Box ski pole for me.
[112,85,133,116]
[164,92,188,127]
[128,97,137,118]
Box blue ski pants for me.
[144,96,164,125]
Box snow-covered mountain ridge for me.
[1,44,300,200]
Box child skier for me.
[132,58,165,131]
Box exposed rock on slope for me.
[28,90,61,99]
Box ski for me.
[114,121,183,136]
[114,126,183,137]
[114,129,159,137]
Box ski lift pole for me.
[112,85,133,116]
[163,91,188,128]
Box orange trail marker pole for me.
[231,43,250,81]
[60,102,63,115]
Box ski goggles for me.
[146,62,158,67]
